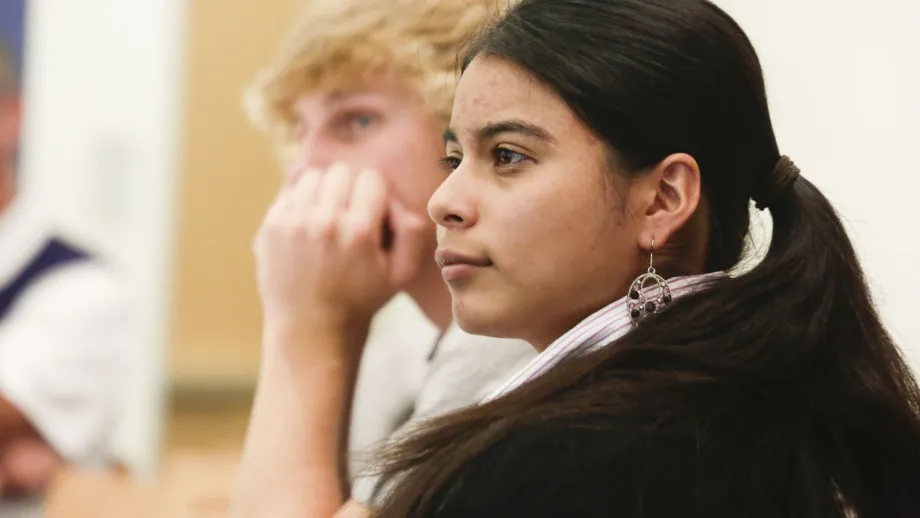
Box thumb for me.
[387,199,430,287]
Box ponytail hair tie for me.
[753,155,800,211]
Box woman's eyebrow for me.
[443,119,556,145]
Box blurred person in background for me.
[241,0,533,511]
[0,42,134,517]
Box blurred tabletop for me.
[44,449,240,518]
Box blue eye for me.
[352,114,375,128]
[493,148,529,167]
[337,112,379,140]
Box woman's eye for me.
[439,156,461,171]
[493,148,529,167]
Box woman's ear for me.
[636,153,701,250]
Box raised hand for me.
[254,162,429,336]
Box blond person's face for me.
[290,79,446,239]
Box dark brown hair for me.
[372,0,920,515]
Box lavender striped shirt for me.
[482,271,727,402]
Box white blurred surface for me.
[18,0,187,477]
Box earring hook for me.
[649,237,656,274]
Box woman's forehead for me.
[449,57,591,145]
[453,59,547,116]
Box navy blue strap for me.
[0,238,90,320]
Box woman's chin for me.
[452,297,519,340]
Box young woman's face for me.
[292,77,446,234]
[430,56,645,348]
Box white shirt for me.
[0,197,134,516]
[484,271,728,402]
[349,319,535,505]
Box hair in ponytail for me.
[372,0,920,515]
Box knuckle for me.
[287,223,310,242]
[329,161,351,174]
[344,217,375,247]
[312,214,339,241]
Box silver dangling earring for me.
[628,238,672,326]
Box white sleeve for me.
[0,261,135,465]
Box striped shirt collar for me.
[482,271,727,403]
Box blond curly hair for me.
[245,0,506,147]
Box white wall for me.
[716,0,920,368]
[19,0,186,477]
